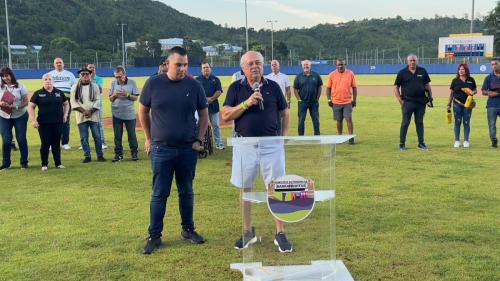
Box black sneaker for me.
[112,155,123,163]
[11,142,18,151]
[348,138,355,145]
[234,227,257,250]
[131,153,139,161]
[0,165,10,171]
[143,237,162,255]
[181,228,206,244]
[399,143,406,151]
[21,163,28,170]
[82,157,91,163]
[417,143,429,150]
[274,232,293,253]
[492,140,498,148]
[97,156,106,162]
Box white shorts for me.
[230,141,285,189]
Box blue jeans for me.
[97,99,106,145]
[77,121,103,158]
[298,101,320,135]
[148,145,198,239]
[62,109,71,145]
[0,112,28,167]
[209,112,223,147]
[112,117,138,156]
[453,103,472,141]
[487,106,500,142]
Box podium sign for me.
[229,136,355,281]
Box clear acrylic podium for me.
[228,136,355,281]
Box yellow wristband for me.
[240,102,248,110]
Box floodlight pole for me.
[245,0,249,52]
[470,0,475,33]
[266,20,277,61]
[5,0,12,68]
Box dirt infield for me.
[101,85,451,129]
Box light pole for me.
[4,0,12,68]
[266,20,277,61]
[245,0,249,52]
[118,23,127,67]
[470,0,475,33]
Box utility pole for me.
[4,0,12,68]
[266,20,277,61]
[118,23,127,67]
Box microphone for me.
[252,82,264,110]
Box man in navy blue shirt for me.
[482,57,500,148]
[196,63,224,149]
[394,54,433,151]
[293,60,323,135]
[222,51,293,253]
[139,47,209,254]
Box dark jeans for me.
[77,121,103,159]
[61,108,71,145]
[400,101,426,145]
[453,103,472,141]
[0,112,28,167]
[112,117,138,156]
[298,101,320,135]
[38,123,63,166]
[487,106,500,142]
[148,145,198,239]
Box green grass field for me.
[0,89,498,280]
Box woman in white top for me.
[0,67,29,170]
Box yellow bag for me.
[464,95,474,108]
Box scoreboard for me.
[438,34,494,58]
[444,43,485,57]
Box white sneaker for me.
[463,141,470,148]
[102,144,108,149]
[56,165,66,169]
[41,166,48,171]
[62,144,71,150]
[454,141,460,148]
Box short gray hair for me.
[42,73,53,80]
[240,51,264,68]
[407,54,418,62]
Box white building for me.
[158,38,184,51]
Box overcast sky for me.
[159,0,496,30]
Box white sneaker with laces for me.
[41,166,48,171]
[454,141,460,148]
[62,144,71,150]
[463,141,470,148]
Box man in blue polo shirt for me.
[394,54,433,151]
[196,63,224,149]
[222,51,292,253]
[482,57,500,148]
[293,60,323,135]
[139,46,209,254]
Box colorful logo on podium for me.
[267,175,315,223]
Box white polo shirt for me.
[265,72,290,99]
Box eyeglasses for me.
[337,64,345,66]
[80,73,90,76]
[114,76,123,79]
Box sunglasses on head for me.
[80,72,90,76]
